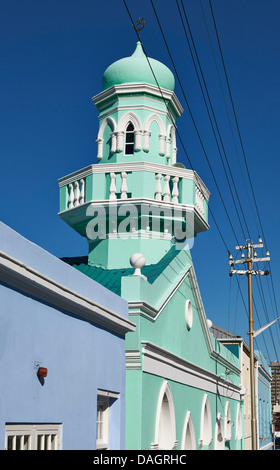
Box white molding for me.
[141,342,241,401]
[125,350,142,370]
[58,161,210,201]
[181,411,196,450]
[0,250,135,336]
[92,83,184,118]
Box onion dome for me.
[102,41,175,91]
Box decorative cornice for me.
[141,342,241,400]
[0,251,135,336]
[92,83,184,119]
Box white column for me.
[68,183,74,209]
[171,176,179,203]
[155,174,162,201]
[134,130,142,152]
[163,175,170,202]
[116,131,124,152]
[143,131,151,152]
[166,137,172,160]
[159,135,166,156]
[73,181,80,207]
[96,138,104,160]
[120,172,128,199]
[111,132,117,153]
[109,173,117,200]
[79,179,85,204]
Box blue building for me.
[255,350,273,450]
[0,222,135,450]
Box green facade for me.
[58,42,244,450]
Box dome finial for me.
[133,17,145,41]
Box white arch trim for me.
[181,411,196,450]
[214,413,225,450]
[199,394,212,447]
[152,381,177,450]
[224,401,232,441]
[117,111,142,133]
[235,403,242,440]
[144,113,166,135]
[96,116,117,159]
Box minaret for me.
[58,42,210,269]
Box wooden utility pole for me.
[229,238,270,450]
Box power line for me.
[149,0,241,247]
[122,0,230,253]
[177,0,250,241]
[122,0,278,360]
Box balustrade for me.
[64,169,205,218]
[68,179,85,209]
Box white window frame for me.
[96,390,119,450]
[5,424,61,450]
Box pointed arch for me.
[143,113,167,155]
[181,411,196,450]
[96,116,117,159]
[117,112,141,133]
[214,413,225,450]
[224,401,232,442]
[144,113,166,136]
[235,403,242,440]
[117,112,142,153]
[199,394,212,447]
[152,381,177,450]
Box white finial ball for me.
[130,253,146,270]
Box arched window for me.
[214,413,225,450]
[153,382,177,450]
[235,403,242,440]
[199,394,212,447]
[224,401,232,442]
[125,122,135,155]
[181,411,196,450]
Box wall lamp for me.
[38,367,48,378]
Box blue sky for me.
[1,0,280,363]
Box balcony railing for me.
[58,162,209,224]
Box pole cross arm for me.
[229,268,270,276]
[252,317,280,338]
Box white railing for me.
[109,172,128,200]
[63,165,206,216]
[154,173,179,204]
[68,178,85,209]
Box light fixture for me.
[38,367,48,378]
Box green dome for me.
[102,42,175,91]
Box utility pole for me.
[228,237,270,450]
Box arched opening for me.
[199,394,212,447]
[153,382,176,450]
[125,122,135,155]
[214,413,225,450]
[235,403,242,441]
[224,401,232,443]
[181,411,196,450]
